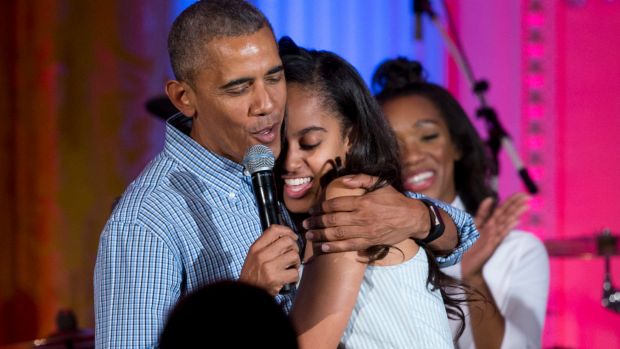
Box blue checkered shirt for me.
[94,114,478,348]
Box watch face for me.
[429,204,441,226]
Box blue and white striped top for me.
[341,249,453,349]
[94,114,477,348]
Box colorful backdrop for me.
[1,0,618,347]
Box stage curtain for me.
[0,0,169,344]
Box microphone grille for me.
[243,144,275,174]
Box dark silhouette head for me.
[160,281,298,348]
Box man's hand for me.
[239,224,300,296]
[303,174,432,253]
[461,193,529,280]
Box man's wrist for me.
[409,199,431,240]
[414,199,445,245]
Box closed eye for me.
[226,86,250,95]
[265,72,284,84]
[300,142,320,150]
[421,133,439,142]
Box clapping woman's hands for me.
[460,193,530,281]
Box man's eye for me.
[227,86,248,95]
[266,74,283,84]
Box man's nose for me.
[250,83,275,116]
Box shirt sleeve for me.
[404,192,479,267]
[499,234,550,349]
[94,221,182,349]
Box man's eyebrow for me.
[219,77,253,90]
[218,65,284,90]
[266,65,284,76]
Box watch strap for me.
[415,199,445,245]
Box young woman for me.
[279,38,465,349]
[373,57,549,349]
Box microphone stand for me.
[599,229,620,313]
[415,0,538,194]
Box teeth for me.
[284,177,312,186]
[408,171,433,184]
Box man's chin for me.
[269,143,282,158]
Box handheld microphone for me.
[243,144,281,230]
[243,144,295,294]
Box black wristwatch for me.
[415,199,445,245]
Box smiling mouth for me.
[404,170,434,192]
[283,176,313,199]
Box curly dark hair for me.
[372,57,496,214]
[279,38,469,338]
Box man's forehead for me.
[203,29,279,73]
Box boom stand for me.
[416,1,538,194]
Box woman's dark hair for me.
[279,38,468,337]
[279,36,403,195]
[372,57,496,214]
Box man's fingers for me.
[280,266,301,285]
[339,174,380,190]
[265,248,300,271]
[266,235,300,259]
[254,224,298,248]
[308,203,324,216]
[249,225,299,263]
[303,211,363,230]
[303,215,325,230]
[319,238,371,253]
[260,245,301,285]
[306,225,367,243]
[310,195,358,216]
[241,225,301,295]
[281,249,302,269]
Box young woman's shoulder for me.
[324,176,366,200]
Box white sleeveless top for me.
[340,248,454,349]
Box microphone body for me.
[243,145,294,294]
[250,170,282,231]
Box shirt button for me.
[229,192,235,199]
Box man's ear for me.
[165,80,196,117]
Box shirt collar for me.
[451,196,465,211]
[163,113,248,195]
